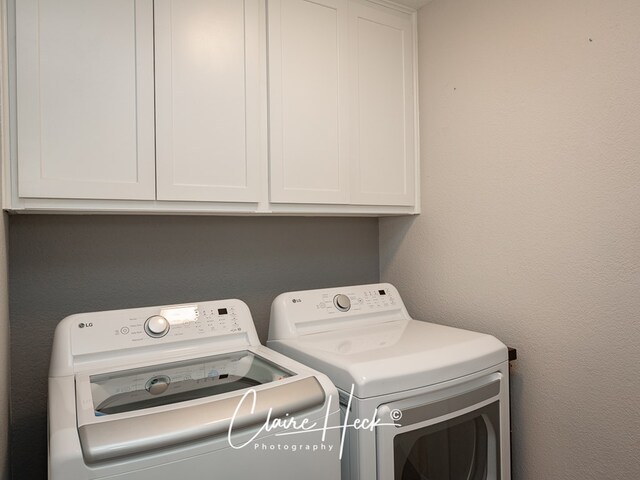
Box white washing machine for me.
[267,283,511,480]
[49,298,341,480]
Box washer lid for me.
[268,319,507,398]
[88,350,292,416]
[75,349,327,464]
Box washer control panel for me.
[69,299,259,357]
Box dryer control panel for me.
[59,299,261,360]
[269,283,410,339]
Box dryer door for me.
[376,372,507,480]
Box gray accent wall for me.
[0,213,9,480]
[1,6,11,478]
[9,214,379,479]
[381,1,640,479]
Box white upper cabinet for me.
[348,1,416,206]
[155,0,262,203]
[15,0,156,200]
[267,0,417,208]
[268,0,350,204]
[6,0,418,214]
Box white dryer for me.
[268,283,511,480]
[49,299,341,480]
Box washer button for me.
[144,315,170,338]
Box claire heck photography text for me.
[227,385,401,457]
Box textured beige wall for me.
[380,0,640,478]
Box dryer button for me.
[334,294,351,312]
[144,315,170,338]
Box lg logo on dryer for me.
[78,322,94,329]
[291,299,302,304]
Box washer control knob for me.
[144,315,170,338]
[334,294,351,312]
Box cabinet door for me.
[155,0,262,202]
[348,2,416,206]
[268,0,349,204]
[15,0,155,200]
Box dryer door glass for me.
[89,351,292,415]
[393,401,500,480]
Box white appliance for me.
[49,299,341,480]
[268,283,511,480]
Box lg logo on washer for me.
[77,322,93,329]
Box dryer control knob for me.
[145,315,170,338]
[334,294,351,312]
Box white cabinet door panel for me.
[15,0,155,200]
[349,2,416,206]
[268,0,349,204]
[155,0,261,202]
